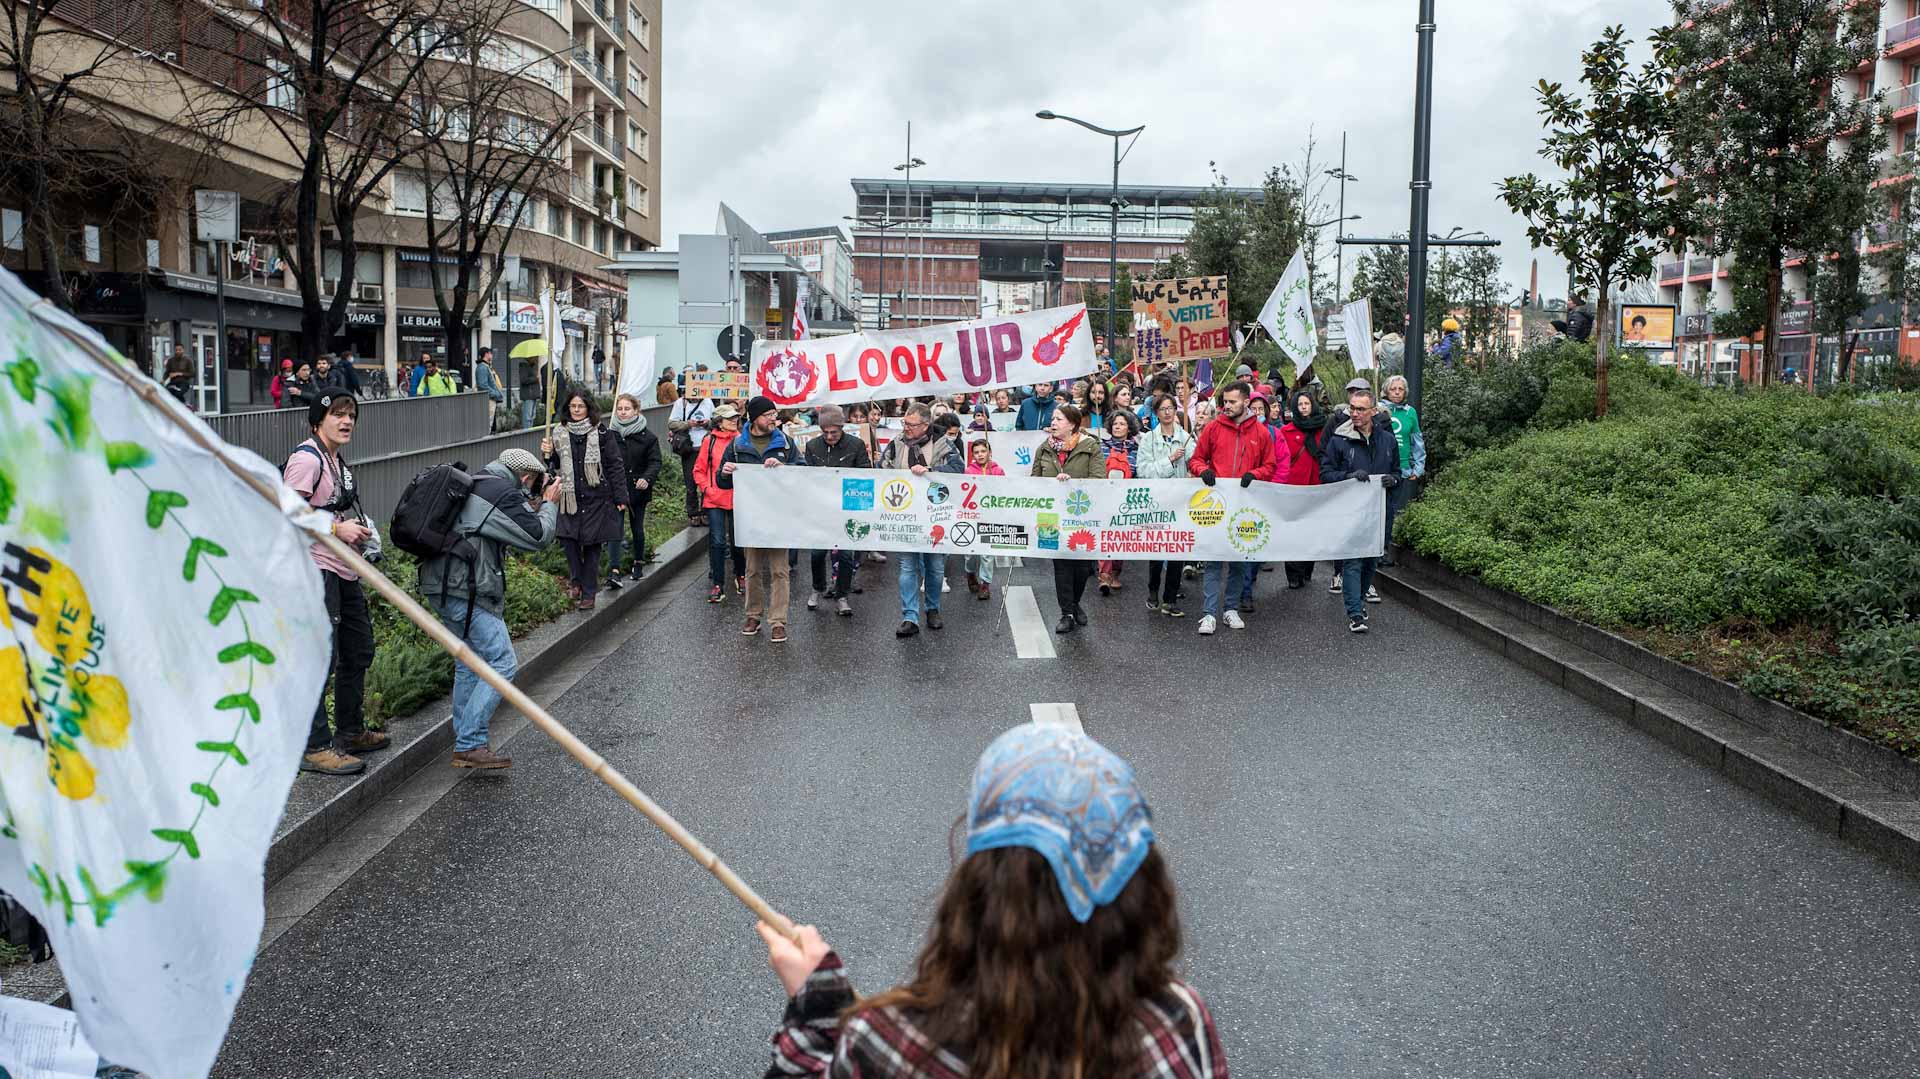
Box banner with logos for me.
[733,467,1383,562]
[746,303,1097,408]
[967,429,1048,472]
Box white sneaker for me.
[941,578,951,593]
[1365,586,1382,604]
[1223,609,1246,630]
[806,590,822,610]
[1197,614,1217,635]
[1328,579,1343,594]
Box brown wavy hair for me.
[855,844,1182,1079]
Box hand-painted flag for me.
[0,267,330,1078]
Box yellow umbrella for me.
[509,339,548,360]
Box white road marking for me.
[1005,585,1057,659]
[1029,702,1083,732]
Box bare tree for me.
[405,2,581,376]
[187,0,476,366]
[0,1,215,311]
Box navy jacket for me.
[1319,417,1399,484]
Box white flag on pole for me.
[1342,298,1376,371]
[0,268,330,1077]
[615,335,657,402]
[1258,248,1318,367]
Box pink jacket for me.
[965,461,1006,476]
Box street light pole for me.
[1038,110,1144,365]
[1404,0,1438,413]
[893,127,926,330]
[1326,132,1358,304]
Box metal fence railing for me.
[1687,257,1714,276]
[209,392,493,466]
[1659,260,1685,280]
[1886,15,1920,50]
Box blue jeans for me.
[898,553,946,624]
[437,598,516,752]
[706,508,745,585]
[1202,562,1248,618]
[963,554,993,585]
[519,398,538,429]
[1343,558,1379,619]
[1238,564,1260,607]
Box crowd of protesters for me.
[665,352,1426,644]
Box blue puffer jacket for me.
[1319,416,1399,484]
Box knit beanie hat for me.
[746,395,777,423]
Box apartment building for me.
[0,0,661,410]
[1653,1,1918,385]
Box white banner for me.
[0,269,329,1076]
[747,303,1097,408]
[965,429,1048,473]
[734,467,1383,562]
[1260,248,1318,367]
[615,335,657,401]
[1342,298,1375,371]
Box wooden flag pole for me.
[46,316,800,944]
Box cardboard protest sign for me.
[734,467,1383,563]
[685,370,752,401]
[745,304,1097,408]
[1131,276,1231,365]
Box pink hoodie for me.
[966,460,1005,477]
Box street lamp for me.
[894,123,927,325]
[1326,132,1358,301]
[1309,215,1362,229]
[845,214,905,330]
[1037,109,1144,364]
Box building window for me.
[146,238,161,268]
[637,70,649,104]
[265,59,296,112]
[572,216,587,246]
[636,127,649,160]
[634,183,649,215]
[627,121,640,151]
[629,5,648,45]
[393,171,427,214]
[548,201,564,235]
[2,208,22,251]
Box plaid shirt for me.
[767,952,1229,1078]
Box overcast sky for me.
[662,0,1670,303]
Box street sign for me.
[718,324,755,362]
[193,190,239,243]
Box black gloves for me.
[1380,473,1400,489]
[1239,472,1255,488]
[1200,468,1217,486]
[1352,471,1370,483]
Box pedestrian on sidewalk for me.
[717,395,797,643]
[1032,404,1101,635]
[669,391,716,526]
[605,392,661,589]
[542,387,629,611]
[758,721,1227,1077]
[879,401,963,638]
[283,395,390,776]
[801,404,869,617]
[1188,381,1274,636]
[419,358,458,396]
[1136,395,1193,617]
[694,406,745,603]
[419,448,560,770]
[961,436,1003,602]
[1320,387,1399,634]
[1379,374,1425,568]
[474,347,505,427]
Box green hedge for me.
[1400,369,1920,756]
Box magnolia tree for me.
[1501,25,1674,418]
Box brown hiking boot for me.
[451,747,512,770]
[300,748,365,776]
[340,730,391,755]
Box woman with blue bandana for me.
[756,722,1228,1077]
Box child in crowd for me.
[962,437,1004,601]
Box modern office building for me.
[0,0,662,409]
[1651,3,1918,385]
[763,226,864,334]
[846,177,1262,333]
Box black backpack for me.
[391,462,478,560]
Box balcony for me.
[1686,256,1713,278]
[1887,15,1920,58]
[577,0,617,38]
[570,46,623,101]
[1867,219,1903,249]
[1882,82,1920,119]
[1659,259,1684,282]
[569,172,596,208]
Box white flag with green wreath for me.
[1259,247,1318,367]
[0,268,329,1077]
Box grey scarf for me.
[609,413,648,439]
[558,419,603,515]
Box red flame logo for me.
[755,347,821,406]
[1032,309,1087,366]
[930,524,946,547]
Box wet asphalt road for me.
[216,556,1920,1078]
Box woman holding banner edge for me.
[1032,404,1102,634]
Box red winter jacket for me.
[1188,411,1276,482]
[1274,423,1321,485]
